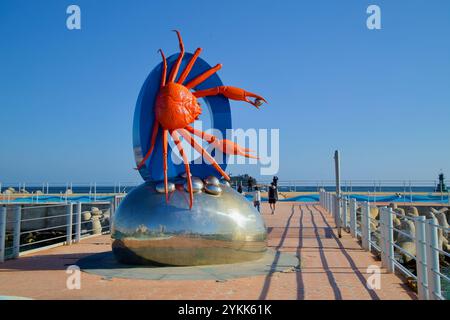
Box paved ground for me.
[0,203,416,300]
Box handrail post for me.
[425,218,441,300]
[386,208,395,273]
[109,196,116,232]
[350,198,357,237]
[414,215,429,300]
[322,190,325,208]
[319,190,322,207]
[327,192,330,212]
[334,194,342,237]
[328,192,332,213]
[66,202,73,245]
[361,202,371,251]
[75,202,82,243]
[342,196,348,229]
[13,205,21,258]
[321,190,324,207]
[379,207,388,268]
[322,191,325,208]
[322,190,324,207]
[332,194,336,219]
[0,206,6,263]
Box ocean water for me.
[2,184,447,194]
[1,185,136,194]
[244,193,449,203]
[1,184,449,204]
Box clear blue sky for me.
[1,0,449,184]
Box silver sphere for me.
[155,181,175,193]
[205,184,222,196]
[204,175,220,186]
[111,181,267,266]
[220,179,231,187]
[184,177,203,193]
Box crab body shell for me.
[155,83,201,130]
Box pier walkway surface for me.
[0,203,416,300]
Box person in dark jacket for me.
[268,182,278,214]
[272,176,279,187]
[237,183,243,194]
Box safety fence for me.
[0,194,126,263]
[2,179,449,195]
[0,182,138,195]
[253,179,449,193]
[319,190,450,300]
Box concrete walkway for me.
[0,203,416,300]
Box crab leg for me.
[177,48,202,85]
[168,30,185,83]
[178,129,230,181]
[162,129,169,203]
[185,125,257,159]
[215,139,258,159]
[194,86,267,108]
[158,49,167,88]
[185,64,222,89]
[135,120,159,170]
[184,125,215,143]
[171,130,193,209]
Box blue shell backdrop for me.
[133,53,232,182]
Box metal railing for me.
[253,179,449,193]
[0,194,126,263]
[319,189,450,300]
[2,179,449,195]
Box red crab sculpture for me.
[136,30,267,209]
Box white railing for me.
[319,189,450,300]
[0,181,139,195]
[0,195,125,263]
[2,179,449,195]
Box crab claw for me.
[194,86,267,109]
[212,139,258,159]
[224,86,267,108]
[243,92,267,109]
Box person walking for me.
[253,186,261,213]
[268,182,278,214]
[272,176,279,187]
[237,183,243,194]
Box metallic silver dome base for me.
[111,181,267,266]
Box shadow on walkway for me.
[311,204,380,300]
[258,205,296,300]
[306,205,343,300]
